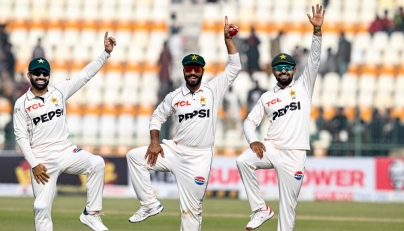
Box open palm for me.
[307,4,325,27]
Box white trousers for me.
[127,139,213,231]
[236,142,306,231]
[31,146,105,231]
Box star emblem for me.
[290,89,296,98]
[280,54,287,59]
[191,55,198,60]
[38,59,45,63]
[50,96,58,104]
[200,95,206,105]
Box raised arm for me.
[104,31,117,54]
[299,4,325,97]
[307,4,325,37]
[224,16,238,54]
[207,16,242,98]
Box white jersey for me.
[150,53,242,148]
[13,51,110,167]
[244,35,322,150]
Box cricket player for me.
[13,32,116,231]
[236,5,325,231]
[126,16,241,231]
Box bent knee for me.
[34,202,50,212]
[126,148,145,162]
[236,155,248,166]
[92,155,105,169]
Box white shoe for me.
[79,209,108,231]
[128,204,164,223]
[246,205,274,230]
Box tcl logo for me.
[174,101,191,107]
[26,103,44,112]
[266,98,281,107]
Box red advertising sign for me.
[375,157,404,191]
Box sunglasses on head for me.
[273,64,294,72]
[184,65,203,73]
[30,70,50,77]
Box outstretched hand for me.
[104,31,117,54]
[224,16,238,39]
[306,4,325,28]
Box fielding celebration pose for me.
[13,32,116,231]
[126,16,241,231]
[236,5,325,231]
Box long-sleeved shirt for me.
[150,53,242,148]
[244,35,322,150]
[13,51,110,168]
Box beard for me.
[30,76,49,90]
[276,74,293,86]
[184,74,203,88]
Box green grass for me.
[0,196,403,231]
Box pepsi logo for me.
[294,171,303,180]
[194,176,205,185]
[73,148,82,153]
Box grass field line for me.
[2,208,404,223]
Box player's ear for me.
[271,68,276,76]
[27,72,31,79]
[292,67,297,74]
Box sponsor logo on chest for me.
[272,102,301,120]
[26,103,44,112]
[33,109,64,125]
[174,101,191,107]
[178,109,210,123]
[266,98,281,107]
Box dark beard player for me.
[183,57,204,89]
[29,68,50,90]
[271,54,296,88]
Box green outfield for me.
[0,196,403,231]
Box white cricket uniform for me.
[237,35,321,231]
[13,51,110,231]
[127,53,242,231]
